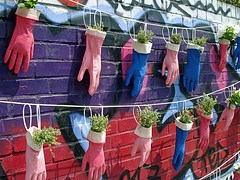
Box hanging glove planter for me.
[77,21,107,96]
[183,35,207,92]
[82,112,110,180]
[132,106,160,167]
[162,32,182,86]
[233,33,240,69]
[217,24,238,71]
[197,94,217,150]
[125,27,154,98]
[4,2,40,74]
[172,109,195,171]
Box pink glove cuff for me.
[219,39,230,45]
[200,112,213,120]
[166,42,180,52]
[86,28,106,39]
[87,129,106,143]
[15,7,40,21]
[134,123,152,138]
[132,39,152,54]
[175,117,193,131]
[187,43,204,52]
[26,126,42,151]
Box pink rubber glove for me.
[77,28,106,96]
[197,113,213,150]
[162,42,180,86]
[25,126,46,180]
[218,39,230,71]
[4,7,40,74]
[82,130,106,180]
[219,103,236,131]
[132,123,152,167]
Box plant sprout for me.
[90,114,110,133]
[18,0,38,9]
[136,28,155,44]
[170,33,182,44]
[197,93,217,115]
[178,109,197,124]
[190,35,208,47]
[228,88,240,109]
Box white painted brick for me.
[207,12,221,23]
[178,4,197,18]
[198,9,207,20]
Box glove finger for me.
[161,61,166,76]
[174,151,184,171]
[82,151,89,171]
[42,171,46,180]
[186,79,191,92]
[4,49,12,63]
[183,77,187,88]
[102,164,106,176]
[233,50,238,63]
[131,140,139,157]
[14,54,23,74]
[139,150,148,167]
[88,168,94,180]
[77,64,87,82]
[30,42,34,60]
[131,78,143,98]
[169,70,177,86]
[166,70,173,85]
[98,167,102,180]
[93,168,98,180]
[193,79,198,91]
[172,149,179,165]
[189,80,194,92]
[236,54,240,69]
[89,72,97,96]
[93,72,100,94]
[9,51,17,70]
[23,53,30,73]
[125,68,133,86]
[197,138,202,149]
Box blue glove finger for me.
[193,79,199,91]
[236,53,240,69]
[189,80,194,92]
[173,150,185,171]
[233,49,238,63]
[131,77,144,98]
[183,77,187,88]
[172,148,180,166]
[186,79,191,92]
[125,67,133,86]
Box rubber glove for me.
[162,42,180,86]
[82,130,106,180]
[172,117,193,171]
[198,113,213,150]
[218,39,230,71]
[219,103,236,131]
[131,123,152,167]
[125,39,152,98]
[77,28,106,96]
[233,37,240,69]
[25,126,46,180]
[4,7,40,74]
[183,44,204,92]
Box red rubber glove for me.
[82,130,106,180]
[4,7,40,74]
[77,28,106,96]
[218,39,230,71]
[219,103,236,131]
[198,113,213,150]
[132,123,152,167]
[162,42,180,86]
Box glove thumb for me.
[82,151,89,172]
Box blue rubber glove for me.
[233,37,240,69]
[172,126,190,171]
[125,49,149,98]
[183,48,202,92]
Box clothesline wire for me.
[0,81,239,108]
[65,0,216,31]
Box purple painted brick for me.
[146,87,172,100]
[1,117,26,135]
[0,22,6,38]
[70,45,85,60]
[98,77,118,91]
[77,29,86,44]
[36,61,79,77]
[0,103,8,117]
[33,44,46,59]
[99,91,117,105]
[34,25,78,43]
[51,77,74,93]
[119,89,147,102]
[0,43,8,60]
[11,98,36,116]
[6,22,15,39]
[47,44,70,60]
[100,62,117,75]
[151,38,165,50]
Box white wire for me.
[22,103,32,131]
[0,81,239,108]
[133,105,141,125]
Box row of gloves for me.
[5,8,240,98]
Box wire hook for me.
[133,105,141,125]
[22,103,32,131]
[83,106,92,129]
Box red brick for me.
[186,130,194,141]
[158,146,173,160]
[13,152,26,170]
[168,122,175,134]
[185,139,198,153]
[46,163,57,179]
[43,147,53,164]
[13,135,26,152]
[15,170,25,180]
[54,159,81,177]
[53,145,74,162]
[0,138,12,156]
[152,134,173,150]
[104,136,111,150]
[152,125,169,138]
[2,155,14,175]
[112,131,135,148]
[118,117,136,132]
[107,120,118,135]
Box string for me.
[0,81,239,108]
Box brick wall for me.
[0,0,240,179]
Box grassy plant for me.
[170,33,182,44]
[90,114,110,133]
[178,109,197,124]
[18,0,38,9]
[32,126,61,158]
[190,35,208,47]
[136,107,161,128]
[136,28,155,44]
[197,93,217,115]
[89,22,104,32]
[219,26,237,41]
[228,88,240,109]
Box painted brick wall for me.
[0,0,240,179]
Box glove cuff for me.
[166,42,180,51]
[175,117,193,131]
[15,7,40,21]
[86,27,106,39]
[87,129,106,143]
[132,39,152,54]
[226,100,236,110]
[26,126,42,151]
[200,112,213,120]
[134,123,152,138]
[219,39,230,45]
[187,43,204,52]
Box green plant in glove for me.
[190,35,208,47]
[178,109,197,124]
[90,114,110,133]
[228,88,240,109]
[197,93,217,115]
[32,126,61,158]
[218,25,237,41]
[136,106,161,128]
[89,22,104,32]
[18,0,38,9]
[170,33,182,44]
[136,28,155,44]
